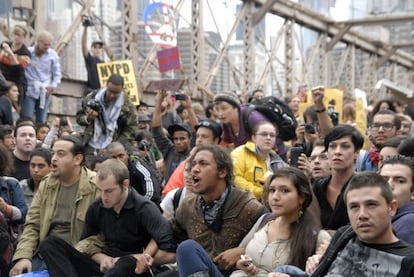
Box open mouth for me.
[192,176,201,186]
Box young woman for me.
[231,167,329,276]
[19,147,52,206]
[5,82,20,124]
[231,121,286,199]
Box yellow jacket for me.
[231,141,286,199]
[13,167,98,261]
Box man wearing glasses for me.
[357,109,401,172]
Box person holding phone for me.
[231,121,287,200]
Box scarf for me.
[368,145,379,166]
[88,88,124,150]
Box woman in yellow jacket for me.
[231,121,287,199]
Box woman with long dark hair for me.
[231,167,329,276]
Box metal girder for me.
[319,33,328,86]
[325,24,351,51]
[121,0,138,65]
[250,0,414,69]
[191,0,204,89]
[346,44,355,94]
[257,21,286,88]
[376,47,398,69]
[243,1,255,93]
[252,0,277,26]
[334,46,351,85]
[204,1,248,88]
[336,13,414,26]
[55,0,94,55]
[285,20,294,96]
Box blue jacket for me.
[393,202,414,246]
[0,177,28,224]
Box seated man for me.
[106,141,161,206]
[38,159,176,276]
[307,171,414,276]
[9,135,98,276]
[379,155,414,245]
[171,145,267,276]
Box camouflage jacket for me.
[76,89,138,151]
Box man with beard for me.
[357,110,401,172]
[21,30,61,124]
[0,125,15,152]
[9,135,98,276]
[171,145,267,276]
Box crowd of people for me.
[0,23,414,277]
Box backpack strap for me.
[172,187,184,213]
[258,212,276,229]
[241,105,255,135]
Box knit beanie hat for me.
[213,91,241,109]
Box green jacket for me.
[76,89,138,150]
[13,167,98,261]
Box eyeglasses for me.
[256,132,276,138]
[309,153,329,162]
[371,122,395,131]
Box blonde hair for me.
[13,25,28,37]
[36,30,53,43]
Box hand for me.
[295,123,305,143]
[179,93,192,109]
[1,43,13,55]
[311,86,325,107]
[306,254,322,275]
[99,255,118,273]
[134,253,153,274]
[86,109,99,122]
[213,247,244,271]
[236,254,257,275]
[155,90,168,106]
[9,259,32,276]
[0,197,7,212]
[46,87,55,97]
[297,153,312,179]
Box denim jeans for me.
[21,95,51,124]
[176,240,223,277]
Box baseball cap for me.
[167,123,192,137]
[195,119,223,140]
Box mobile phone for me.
[240,255,253,267]
[290,146,304,167]
[173,93,187,100]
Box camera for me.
[327,99,339,126]
[83,99,102,113]
[304,123,316,134]
[82,16,95,27]
[59,118,68,127]
[173,93,187,100]
[328,106,339,126]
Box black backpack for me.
[242,96,297,141]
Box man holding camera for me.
[82,16,104,92]
[76,74,138,168]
